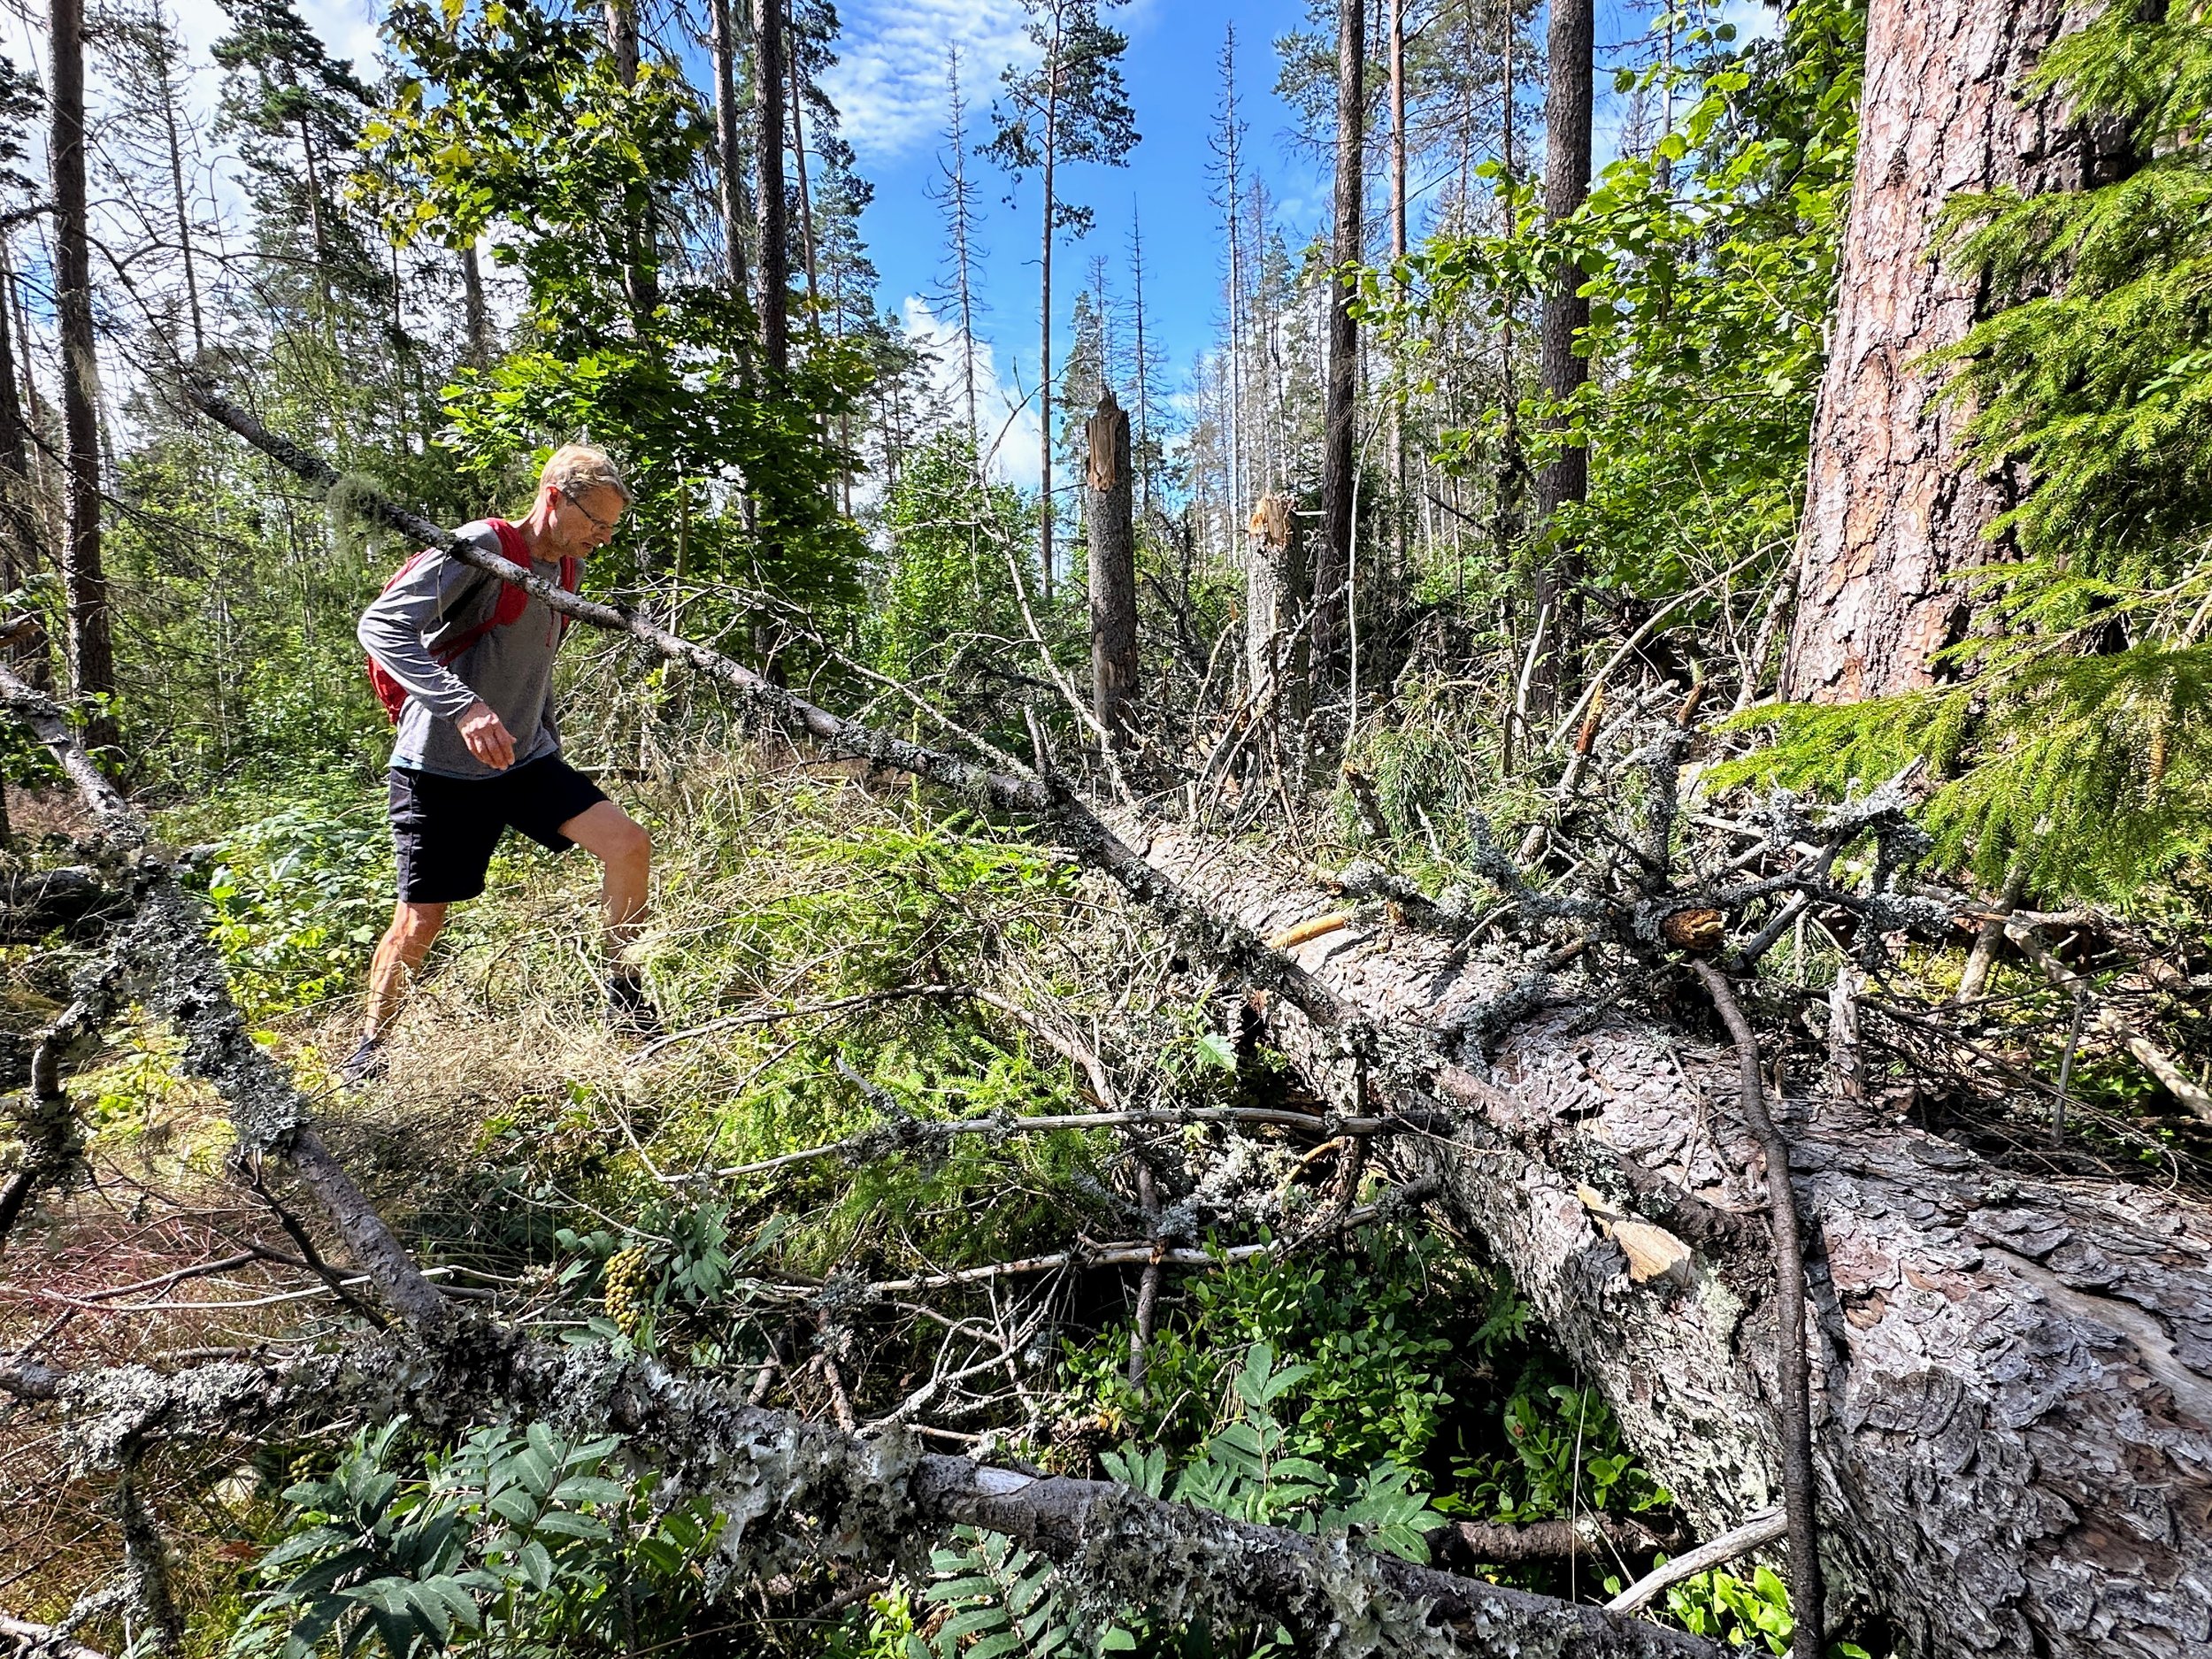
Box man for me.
[344,444,655,1084]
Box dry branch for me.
[1689,963,1822,1658]
[1605,1509,1787,1617]
[2005,921,2212,1124]
[0,662,452,1335]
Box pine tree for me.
[928,47,988,443]
[985,0,1139,602]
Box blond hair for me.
[539,443,631,505]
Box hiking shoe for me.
[606,973,663,1037]
[338,1035,388,1087]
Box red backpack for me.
[366,518,580,723]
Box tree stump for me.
[1087,391,1138,747]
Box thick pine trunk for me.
[1087,391,1137,742]
[1531,0,1593,722]
[1311,0,1364,691]
[1782,0,2124,703]
[1128,822,2212,1659]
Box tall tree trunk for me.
[753,0,788,376]
[787,37,818,322]
[709,0,749,296]
[1530,0,1593,722]
[1087,391,1137,743]
[460,243,492,369]
[1038,118,1059,603]
[50,0,113,741]
[156,50,204,358]
[1217,25,1242,566]
[297,113,334,327]
[1781,0,2116,703]
[0,249,34,599]
[1387,0,1408,587]
[1311,0,1365,691]
[606,0,659,330]
[1133,818,2212,1659]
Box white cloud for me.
[822,0,1036,163]
[902,294,1043,492]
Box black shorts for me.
[388,753,610,904]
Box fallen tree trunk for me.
[1129,822,2212,1659]
[0,1341,1716,1659]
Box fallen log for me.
[1,1340,1717,1659]
[1130,819,2212,1659]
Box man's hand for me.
[457,700,517,770]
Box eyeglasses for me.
[558,486,621,536]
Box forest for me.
[3,0,2210,1653]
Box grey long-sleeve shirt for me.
[357,520,570,780]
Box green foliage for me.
[1445,1379,1668,1525]
[1133,1342,1446,1564]
[1658,1565,1795,1655]
[1409,0,1863,599]
[1064,1225,1487,1477]
[202,797,393,1018]
[361,0,871,663]
[869,429,1038,698]
[359,0,702,342]
[231,1417,720,1656]
[914,1527,1081,1659]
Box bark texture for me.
[1782,0,2124,703]
[1087,390,1137,741]
[1126,822,2212,1659]
[1247,492,1309,716]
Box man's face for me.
[547,484,626,557]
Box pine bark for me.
[1128,819,2212,1659]
[753,0,788,376]
[1531,0,1594,720]
[1782,0,2123,703]
[1246,492,1308,720]
[1311,0,1364,689]
[1087,391,1137,742]
[50,0,113,733]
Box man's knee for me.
[387,901,449,954]
[599,812,651,872]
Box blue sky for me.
[824,0,1780,483]
[97,0,1779,486]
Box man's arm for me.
[357,548,492,720]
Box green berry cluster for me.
[603,1244,650,1337]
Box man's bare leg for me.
[344,900,449,1082]
[556,800,652,961]
[365,901,449,1039]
